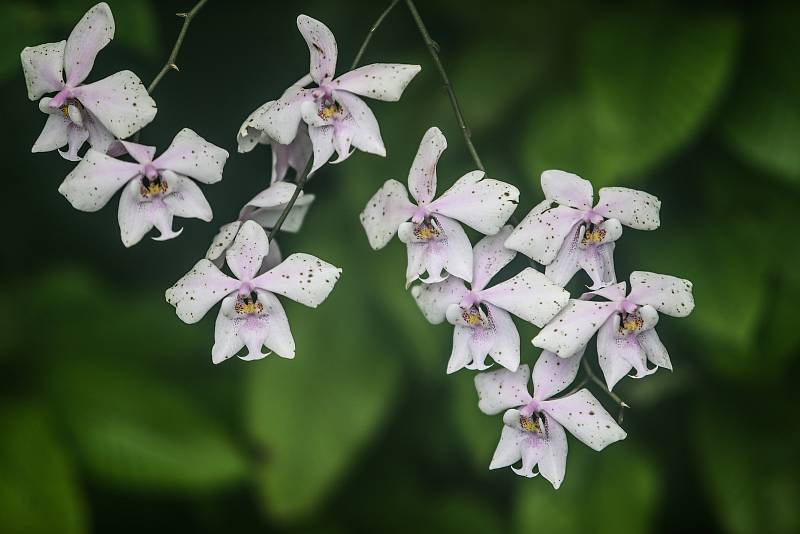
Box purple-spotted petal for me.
[471,225,516,292]
[72,70,156,139]
[308,124,336,175]
[594,187,661,230]
[532,299,617,357]
[532,349,584,402]
[533,416,568,488]
[335,90,385,157]
[582,281,627,302]
[407,126,446,204]
[597,314,655,390]
[429,171,519,235]
[117,179,182,247]
[359,179,416,250]
[474,364,533,415]
[225,220,269,281]
[160,171,213,222]
[480,268,570,327]
[237,100,274,153]
[541,170,594,210]
[165,259,239,324]
[486,303,521,372]
[64,2,114,86]
[541,389,627,451]
[297,14,337,84]
[20,41,66,100]
[58,149,141,211]
[410,276,468,325]
[153,128,228,184]
[206,221,241,267]
[332,63,421,101]
[253,253,342,307]
[262,86,312,144]
[505,206,584,265]
[628,271,694,317]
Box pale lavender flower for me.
[412,226,569,373]
[58,128,228,247]
[505,170,661,289]
[360,127,520,287]
[253,15,421,175]
[533,272,694,390]
[166,221,341,363]
[21,2,156,160]
[475,352,626,487]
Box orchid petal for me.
[262,86,312,144]
[532,299,617,357]
[83,110,116,153]
[474,364,533,415]
[225,220,269,281]
[480,268,570,327]
[206,221,241,267]
[541,389,627,451]
[544,224,582,287]
[119,140,156,164]
[165,259,239,324]
[447,325,475,374]
[32,113,70,153]
[210,295,246,363]
[505,205,583,265]
[578,242,618,291]
[253,253,341,307]
[628,271,695,317]
[486,303,521,372]
[308,124,335,175]
[638,328,672,370]
[410,276,468,325]
[471,226,516,292]
[160,171,213,222]
[597,315,654,390]
[594,187,661,230]
[541,170,594,210]
[297,14,337,84]
[271,125,312,183]
[359,179,416,250]
[117,179,182,247]
[408,126,446,204]
[582,281,627,302]
[532,349,584,402]
[153,128,229,184]
[489,424,525,470]
[535,416,568,489]
[60,124,90,161]
[245,194,315,234]
[332,63,421,101]
[64,2,114,86]
[335,90,385,156]
[58,149,141,211]
[429,171,519,235]
[72,70,156,139]
[237,100,274,153]
[20,41,66,100]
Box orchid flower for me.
[533,272,694,390]
[58,128,228,247]
[360,127,520,286]
[412,226,569,373]
[250,15,421,175]
[237,99,313,183]
[505,170,661,289]
[166,221,341,363]
[21,2,156,161]
[475,352,626,487]
[207,221,282,272]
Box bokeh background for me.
[2,0,799,532]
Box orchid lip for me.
[49,88,74,108]
[520,400,541,416]
[618,299,638,314]
[582,209,604,225]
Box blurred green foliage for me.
[1,0,798,532]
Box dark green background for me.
[1,0,798,532]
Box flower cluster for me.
[360,136,694,487]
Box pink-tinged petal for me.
[251,290,295,358]
[165,259,239,324]
[332,123,354,162]
[435,215,473,283]
[246,181,297,208]
[534,416,568,489]
[359,179,416,250]
[334,90,385,156]
[541,170,594,210]
[119,140,156,164]
[408,126,446,204]
[59,123,90,161]
[544,224,582,287]
[117,180,182,247]
[210,295,246,363]
[153,128,229,184]
[410,276,468,325]
[486,303,521,372]
[512,436,545,478]
[237,100,274,153]
[272,125,312,183]
[532,349,584,402]
[474,364,533,415]
[20,41,66,100]
[594,187,661,230]
[161,171,213,222]
[541,389,627,451]
[480,268,570,327]
[446,303,515,372]
[401,240,444,287]
[628,271,695,317]
[581,281,627,302]
[429,171,520,235]
[206,221,241,267]
[547,217,621,288]
[64,2,114,85]
[398,216,473,285]
[58,149,141,211]
[489,424,525,470]
[32,113,70,154]
[447,325,475,374]
[244,195,315,234]
[332,63,421,101]
[300,99,330,128]
[225,220,269,281]
[296,14,337,84]
[532,299,617,357]
[638,328,672,370]
[72,70,156,139]
[578,242,617,291]
[597,315,655,390]
[472,226,517,291]
[83,110,115,153]
[262,87,312,144]
[505,205,583,264]
[254,253,342,307]
[308,124,336,175]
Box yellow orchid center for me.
[621,314,644,333]
[59,104,70,118]
[582,226,607,245]
[520,414,542,433]
[413,219,441,241]
[140,177,168,197]
[462,308,483,326]
[319,101,342,120]
[235,294,263,315]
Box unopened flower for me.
[475,352,626,487]
[412,226,568,373]
[505,170,660,289]
[360,127,519,286]
[250,15,421,175]
[58,128,228,247]
[533,272,694,389]
[21,2,156,160]
[166,221,341,363]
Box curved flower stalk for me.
[166,221,341,363]
[360,127,520,286]
[533,272,695,390]
[475,352,626,487]
[505,170,661,289]
[243,15,421,176]
[59,128,228,247]
[412,226,569,373]
[21,2,156,160]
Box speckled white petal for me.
[83,109,116,153]
[246,181,298,208]
[251,290,295,359]
[505,205,583,265]
[578,242,618,291]
[20,41,65,100]
[245,194,315,234]
[638,328,672,370]
[225,220,269,281]
[489,424,526,470]
[541,389,627,451]
[474,364,534,415]
[628,271,694,317]
[430,171,519,235]
[72,70,156,139]
[541,170,594,210]
[237,100,275,153]
[206,221,242,266]
[297,14,337,84]
[532,349,584,402]
[153,128,228,184]
[471,226,517,291]
[211,295,247,364]
[263,87,312,145]
[335,90,385,156]
[597,315,655,390]
[59,123,89,161]
[64,2,114,86]
[407,126,446,204]
[32,113,70,153]
[58,149,141,211]
[532,299,617,357]
[410,276,468,325]
[359,179,416,250]
[165,259,239,324]
[437,215,474,283]
[594,187,661,230]
[332,63,421,101]
[544,224,582,287]
[117,180,182,247]
[308,124,336,175]
[582,281,627,302]
[486,303,521,372]
[480,268,570,327]
[253,253,341,308]
[161,171,213,222]
[447,325,474,374]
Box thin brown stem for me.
[350,0,401,70]
[581,359,629,424]
[147,0,209,94]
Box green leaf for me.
[0,404,87,534]
[450,370,504,472]
[523,11,739,186]
[46,360,248,492]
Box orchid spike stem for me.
[404,0,486,173]
[267,157,313,241]
[147,0,209,94]
[350,0,401,70]
[581,359,628,424]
